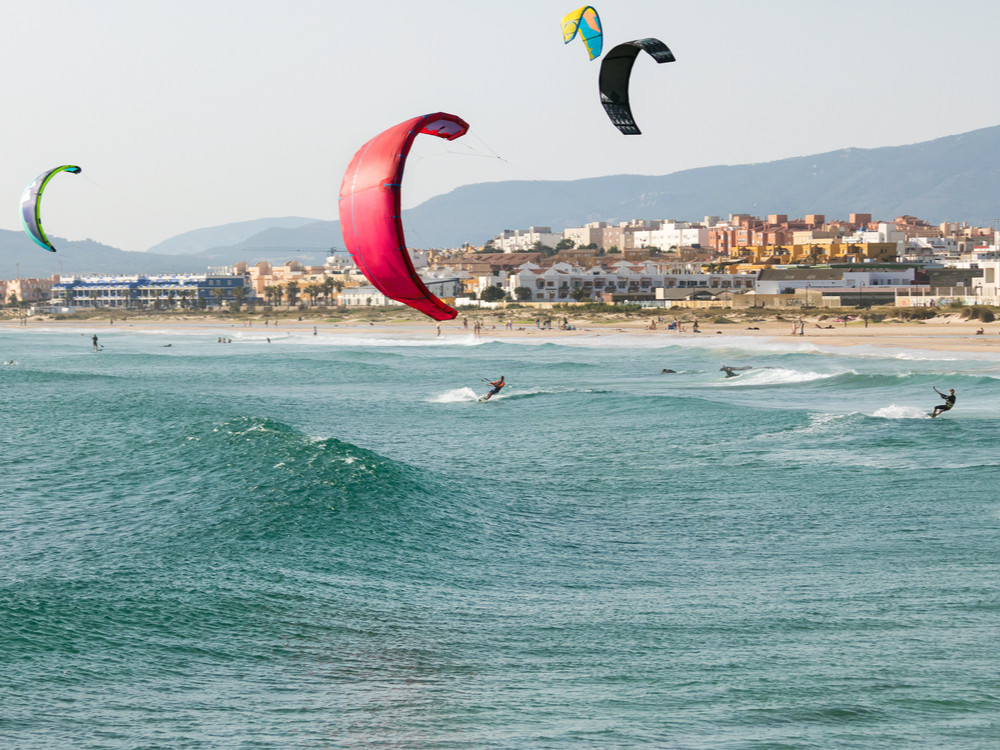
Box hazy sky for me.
[5,0,1000,253]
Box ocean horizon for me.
[3,325,999,748]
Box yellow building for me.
[727,242,898,270]
[237,260,367,306]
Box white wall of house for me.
[896,261,999,306]
[632,224,710,249]
[502,261,755,301]
[340,287,402,308]
[491,227,563,252]
[755,268,918,295]
[563,222,606,249]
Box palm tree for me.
[321,277,336,306]
[306,283,324,307]
[232,286,248,310]
[285,281,300,307]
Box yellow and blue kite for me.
[561,6,603,60]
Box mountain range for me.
[4,124,1000,279]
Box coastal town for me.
[3,211,999,314]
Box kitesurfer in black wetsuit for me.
[720,365,752,378]
[930,387,956,418]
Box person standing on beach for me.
[930,387,956,418]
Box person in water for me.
[720,365,752,378]
[930,387,956,418]
[484,375,506,399]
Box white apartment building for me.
[896,261,1000,306]
[755,267,919,295]
[469,269,510,298]
[340,286,401,308]
[419,271,466,299]
[504,261,652,302]
[503,260,755,302]
[966,245,1000,263]
[631,221,710,250]
[843,222,906,245]
[897,244,943,265]
[490,227,564,252]
[563,222,607,249]
[657,271,756,291]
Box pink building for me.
[2,276,58,304]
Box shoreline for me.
[2,312,999,355]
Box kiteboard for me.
[478,394,492,403]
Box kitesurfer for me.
[92,334,99,352]
[720,365,751,378]
[484,376,506,400]
[930,387,956,418]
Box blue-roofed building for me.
[51,273,252,309]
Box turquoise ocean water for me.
[2,323,999,749]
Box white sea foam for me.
[427,387,481,403]
[802,412,856,431]
[758,411,867,442]
[871,404,930,419]
[717,367,844,386]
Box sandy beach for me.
[3,308,999,355]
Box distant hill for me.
[0,224,345,279]
[192,220,342,263]
[4,123,1000,278]
[0,230,213,277]
[402,123,1000,247]
[146,216,321,255]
